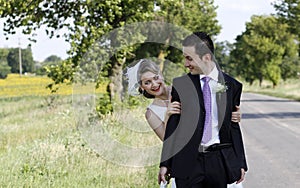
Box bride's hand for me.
[231,105,241,122]
[166,101,181,117]
[164,101,181,124]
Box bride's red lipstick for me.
[152,86,160,92]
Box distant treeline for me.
[0,46,62,78]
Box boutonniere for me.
[212,82,228,93]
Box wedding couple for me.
[126,32,247,188]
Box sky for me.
[215,0,276,42]
[0,0,276,62]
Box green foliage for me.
[280,56,300,80]
[0,48,11,78]
[44,59,75,92]
[1,0,221,102]
[215,41,235,75]
[35,55,63,76]
[0,61,11,79]
[6,46,35,73]
[0,0,154,99]
[274,0,300,39]
[274,0,300,56]
[95,93,113,116]
[132,0,221,71]
[125,95,142,108]
[34,66,47,76]
[156,0,220,35]
[231,15,298,87]
[44,55,62,63]
[162,60,186,85]
[0,48,9,62]
[7,48,20,73]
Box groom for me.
[158,32,247,188]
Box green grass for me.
[0,95,161,187]
[242,78,300,101]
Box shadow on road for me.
[242,112,300,119]
[241,99,293,102]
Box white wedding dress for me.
[148,101,243,188]
[228,183,244,188]
[148,103,177,188]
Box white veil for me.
[124,59,144,96]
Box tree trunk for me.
[259,77,263,87]
[158,35,171,72]
[158,50,165,71]
[249,80,254,86]
[107,56,126,103]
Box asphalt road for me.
[240,93,300,188]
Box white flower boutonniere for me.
[212,82,228,93]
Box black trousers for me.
[175,150,227,188]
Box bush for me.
[123,95,143,109]
[0,63,11,79]
[96,93,113,116]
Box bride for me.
[126,59,243,188]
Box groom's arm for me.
[159,86,181,171]
[164,86,181,139]
[231,80,248,172]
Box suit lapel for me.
[217,72,228,129]
[188,73,205,109]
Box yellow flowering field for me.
[0,74,106,98]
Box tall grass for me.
[0,95,162,187]
[0,75,161,187]
[242,78,300,101]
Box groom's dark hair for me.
[182,31,214,57]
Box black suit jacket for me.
[160,72,248,179]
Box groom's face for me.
[183,46,207,75]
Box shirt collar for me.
[199,65,219,82]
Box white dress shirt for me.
[200,65,220,147]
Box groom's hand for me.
[231,105,241,122]
[236,168,245,184]
[158,166,168,184]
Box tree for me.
[7,45,35,74]
[273,0,300,41]
[44,55,62,63]
[1,0,157,102]
[0,0,221,102]
[0,48,11,78]
[273,0,300,71]
[230,15,298,87]
[35,55,63,75]
[214,41,235,75]
[280,56,300,80]
[154,0,221,66]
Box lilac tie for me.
[202,77,212,144]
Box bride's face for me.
[140,71,165,97]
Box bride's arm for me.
[145,102,182,141]
[145,109,166,141]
